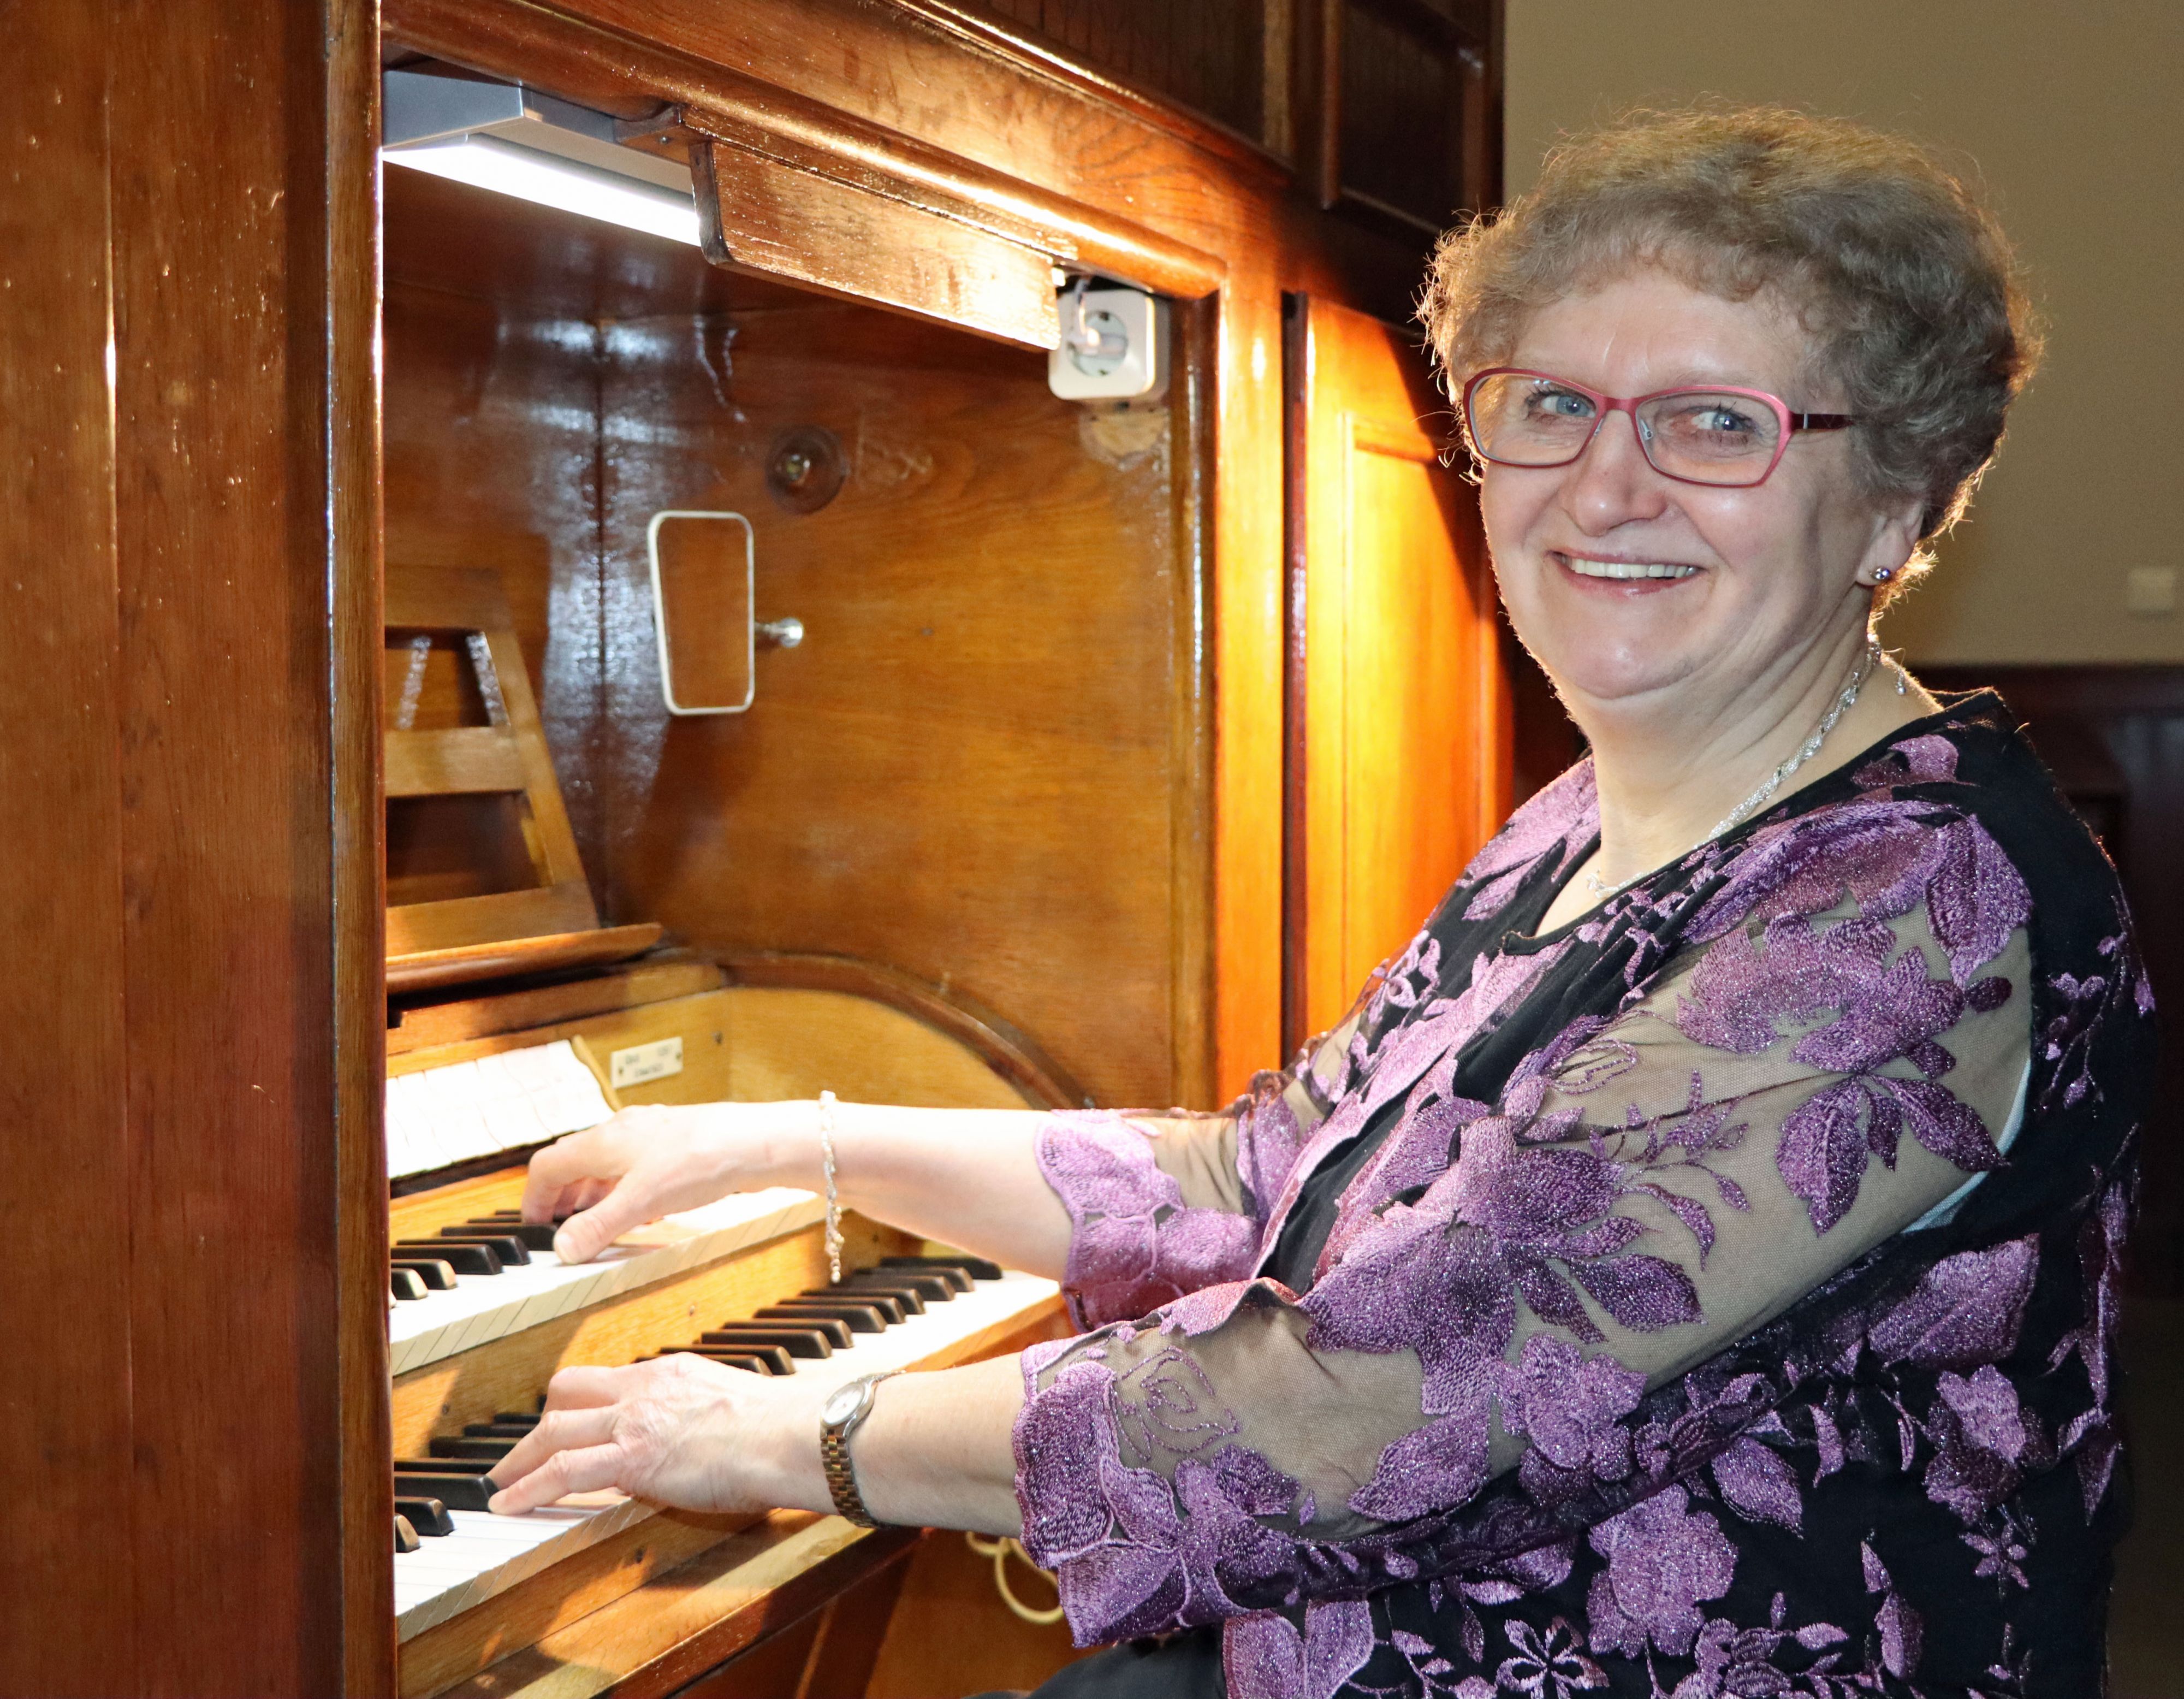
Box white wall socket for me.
[1048,282,1168,401]
[2125,566,2176,616]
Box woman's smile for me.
[1551,549,1705,587]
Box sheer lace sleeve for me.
[1012,868,2033,1644]
[1035,1013,1367,1328]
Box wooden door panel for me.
[1288,298,1508,1049]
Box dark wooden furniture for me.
[6,2,1504,1692]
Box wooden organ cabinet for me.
[5,2,1508,1695]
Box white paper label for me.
[610,1035,684,1090]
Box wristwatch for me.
[819,1370,900,1528]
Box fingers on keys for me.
[551,1178,661,1266]
[487,1441,629,1514]
[485,1402,622,1513]
[519,1126,626,1227]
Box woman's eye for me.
[1526,387,1595,421]
[1672,400,1760,436]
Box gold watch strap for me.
[820,1371,899,1528]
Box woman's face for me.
[1478,268,1918,722]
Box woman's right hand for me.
[519,1101,805,1265]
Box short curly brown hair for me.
[1422,104,2041,581]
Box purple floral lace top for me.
[1011,696,2151,1698]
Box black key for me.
[802,1284,913,1319]
[395,1240,501,1276]
[702,1327,832,1359]
[394,1457,496,1474]
[395,1513,420,1554]
[484,1208,576,1229]
[389,1256,458,1290]
[395,1496,454,1537]
[464,1218,556,1252]
[851,1269,953,1301]
[391,1268,428,1302]
[491,1412,542,1429]
[672,1341,793,1374]
[395,1471,496,1511]
[877,1257,972,1292]
[885,1253,1002,1282]
[430,1434,520,1460]
[821,1275,922,1310]
[645,1347,781,1376]
[839,1276,942,1309]
[429,1231,532,1266]
[464,1422,539,1439]
[761,1300,887,1334]
[713,1314,853,1349]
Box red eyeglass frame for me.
[1461,367,1856,488]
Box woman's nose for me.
[1559,408,1670,533]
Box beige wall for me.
[1504,1,2183,664]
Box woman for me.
[485,107,2150,1696]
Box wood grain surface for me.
[2,1,383,1691]
[4,10,135,1691]
[1286,297,1510,1046]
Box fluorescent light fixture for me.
[381,68,701,247]
[386,134,700,246]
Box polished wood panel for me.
[674,1539,913,1699]
[591,299,1189,1107]
[389,955,727,1056]
[1286,296,1509,1046]
[436,1513,918,1699]
[385,921,667,993]
[972,0,1274,144]
[3,9,135,1690]
[329,7,396,1688]
[2,1,389,1690]
[693,139,1064,350]
[720,952,1090,1108]
[867,1528,1091,1696]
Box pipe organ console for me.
[10,0,1502,1690]
[380,960,1075,1696]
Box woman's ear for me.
[1856,494,1925,588]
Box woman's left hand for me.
[484,1355,830,1517]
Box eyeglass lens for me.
[1467,374,1784,487]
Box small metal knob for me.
[757,617,805,649]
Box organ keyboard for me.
[383,960,1072,1697]
[394,1262,1060,1642]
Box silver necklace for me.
[1582,636,1896,901]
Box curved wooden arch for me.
[716,950,1094,1112]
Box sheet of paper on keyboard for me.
[387,1039,614,1180]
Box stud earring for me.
[1870,566,1895,585]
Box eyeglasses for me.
[1461,368,1855,488]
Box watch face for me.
[823,1382,866,1426]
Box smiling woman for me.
[485,107,2146,1699]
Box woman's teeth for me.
[1561,557,1699,581]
